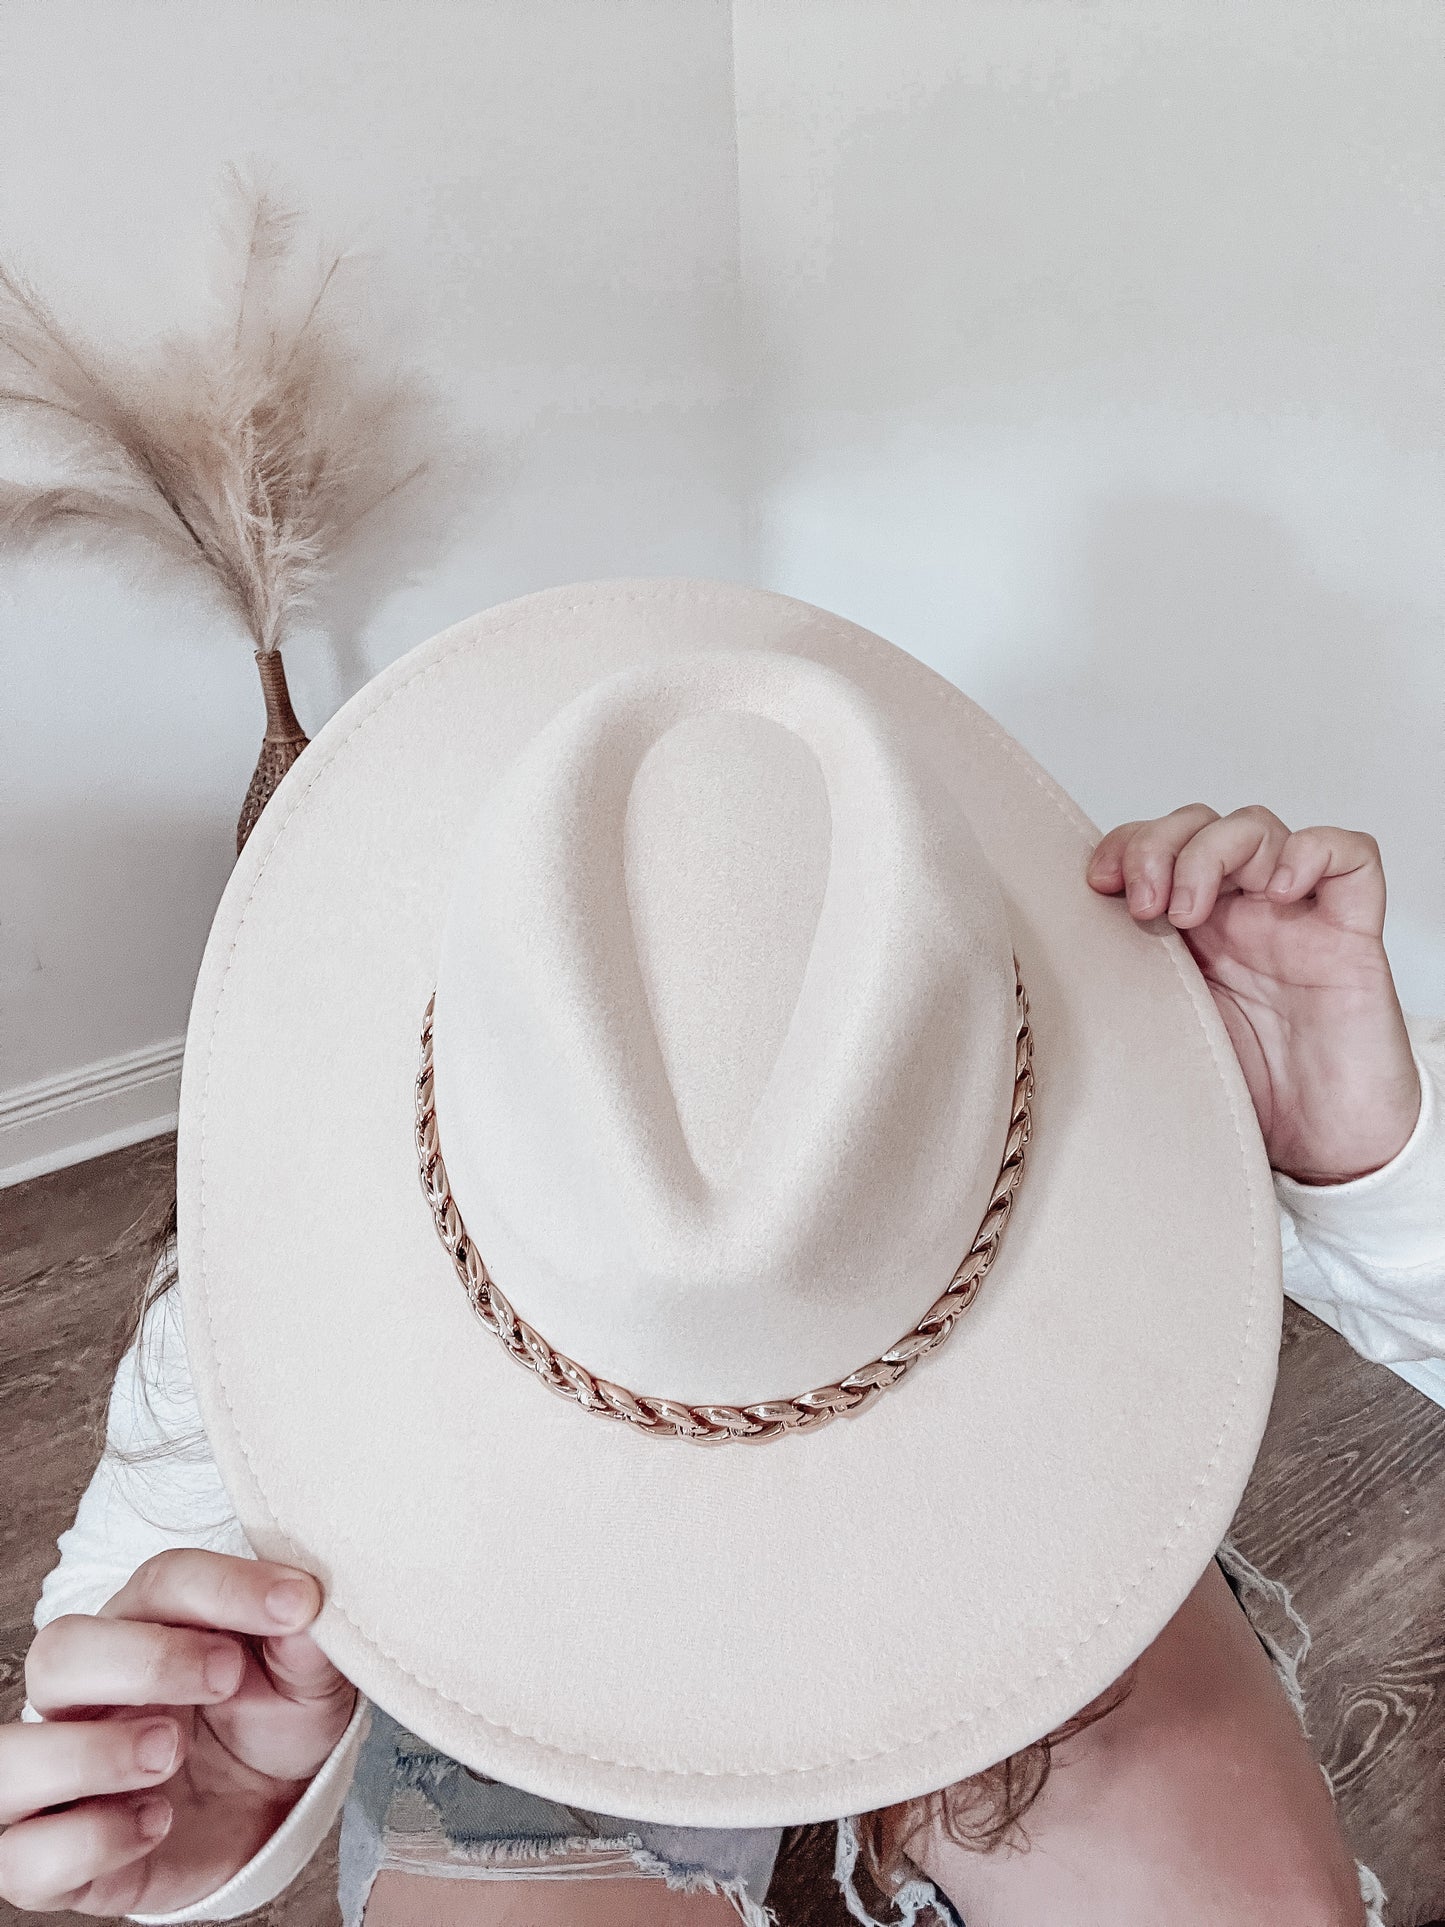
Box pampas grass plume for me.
[0,167,429,653]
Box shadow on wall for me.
[301,399,503,713]
[296,394,753,717]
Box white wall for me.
[4,1,1441,1182]
[0,0,748,1181]
[734,0,1445,1012]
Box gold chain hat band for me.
[415,968,1034,1444]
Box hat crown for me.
[432,649,1018,1404]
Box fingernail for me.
[1271,867,1294,894]
[1126,880,1150,912]
[135,1719,179,1776]
[1169,887,1195,920]
[136,1794,173,1841]
[266,1576,316,1627]
[203,1640,244,1696]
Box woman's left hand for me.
[1087,804,1420,1183]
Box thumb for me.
[199,1632,356,1785]
[258,1630,356,1712]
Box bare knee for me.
[914,1561,1371,1927]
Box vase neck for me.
[256,650,306,744]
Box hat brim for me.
[176,578,1280,1826]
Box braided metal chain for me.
[415,968,1034,1444]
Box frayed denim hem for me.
[628,1845,778,1926]
[343,1829,774,1927]
[338,1705,779,1927]
[833,1812,959,1927]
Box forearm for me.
[1275,1014,1445,1366]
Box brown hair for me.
[99,1194,193,1463]
[850,1667,1136,1901]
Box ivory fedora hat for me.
[175,577,1282,1827]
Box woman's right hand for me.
[0,1549,358,1917]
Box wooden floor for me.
[3,1137,1443,1926]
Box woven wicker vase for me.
[236,650,310,854]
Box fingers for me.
[0,1789,173,1915]
[1088,806,1374,931]
[1165,807,1290,928]
[26,1612,245,1718]
[86,1551,354,1770]
[1087,806,1219,916]
[100,1548,321,1639]
[0,1712,183,1826]
[1264,825,1387,936]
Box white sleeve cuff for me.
[127,1696,371,1923]
[1273,1038,1442,1270]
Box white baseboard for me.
[0,1039,183,1189]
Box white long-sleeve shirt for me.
[26,1014,1445,1923]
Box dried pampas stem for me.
[0,167,434,850]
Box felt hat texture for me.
[176,577,1282,1827]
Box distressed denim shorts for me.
[338,1703,781,1927]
